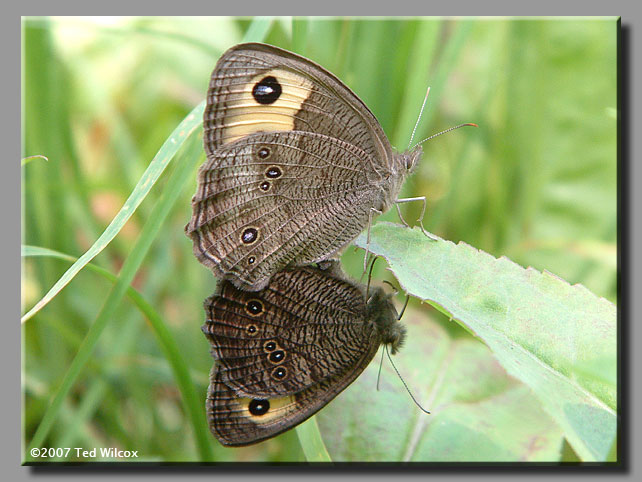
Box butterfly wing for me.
[203,42,393,166]
[187,43,399,290]
[207,348,378,447]
[186,130,384,290]
[202,267,382,399]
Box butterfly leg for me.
[365,255,380,300]
[395,196,438,241]
[394,202,410,228]
[364,207,383,274]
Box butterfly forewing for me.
[203,43,392,164]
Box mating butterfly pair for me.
[186,43,416,446]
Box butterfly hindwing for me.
[202,266,380,398]
[203,266,406,446]
[207,351,379,447]
[186,130,383,290]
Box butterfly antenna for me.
[411,123,478,151]
[397,294,410,321]
[385,345,431,414]
[376,346,385,391]
[381,279,399,296]
[407,87,431,150]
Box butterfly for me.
[185,43,423,291]
[202,264,405,446]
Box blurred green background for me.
[22,17,617,462]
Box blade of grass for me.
[51,380,108,460]
[292,17,309,54]
[426,48,500,232]
[21,155,48,166]
[21,101,205,323]
[23,245,214,461]
[24,130,204,458]
[23,20,75,336]
[296,416,332,462]
[242,17,274,43]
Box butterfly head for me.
[366,288,407,355]
[381,145,424,212]
[397,145,423,174]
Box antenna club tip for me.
[466,123,479,128]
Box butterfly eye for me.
[248,399,270,416]
[252,76,282,105]
[245,300,263,316]
[272,367,287,380]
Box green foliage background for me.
[22,17,617,462]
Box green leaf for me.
[353,222,616,461]
[317,311,564,461]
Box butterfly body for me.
[186,43,422,291]
[202,265,404,446]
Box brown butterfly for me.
[202,264,405,446]
[185,43,423,291]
